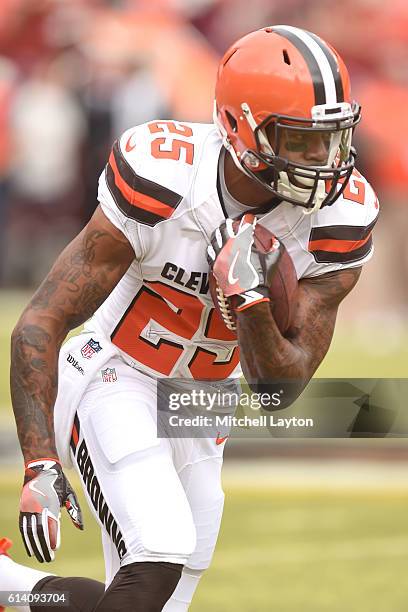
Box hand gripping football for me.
[209,220,298,334]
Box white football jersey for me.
[89,120,379,380]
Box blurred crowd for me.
[0,0,407,312]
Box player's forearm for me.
[10,312,68,462]
[237,303,310,404]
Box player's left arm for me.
[236,267,361,405]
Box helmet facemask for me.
[228,101,361,213]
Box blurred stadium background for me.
[1,1,408,610]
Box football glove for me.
[19,459,83,563]
[207,214,281,312]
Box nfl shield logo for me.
[101,368,117,383]
[81,338,102,359]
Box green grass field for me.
[2,291,408,611]
[3,469,408,611]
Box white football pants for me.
[68,355,227,589]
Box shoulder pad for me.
[105,121,213,227]
[309,170,379,265]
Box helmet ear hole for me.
[225,110,238,133]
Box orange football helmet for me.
[214,25,361,212]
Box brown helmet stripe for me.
[273,26,326,105]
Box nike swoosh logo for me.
[216,434,228,446]
[228,251,240,285]
[28,480,46,497]
[125,132,137,152]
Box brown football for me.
[209,221,298,335]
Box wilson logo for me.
[67,354,85,376]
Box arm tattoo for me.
[30,230,116,321]
[11,210,134,461]
[11,325,59,459]
[236,267,361,405]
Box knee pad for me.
[94,561,183,612]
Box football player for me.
[6,25,378,612]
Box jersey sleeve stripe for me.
[108,151,176,218]
[106,164,171,226]
[309,231,372,254]
[113,140,182,207]
[309,217,377,243]
[106,141,183,226]
[308,215,377,263]
[310,235,372,263]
